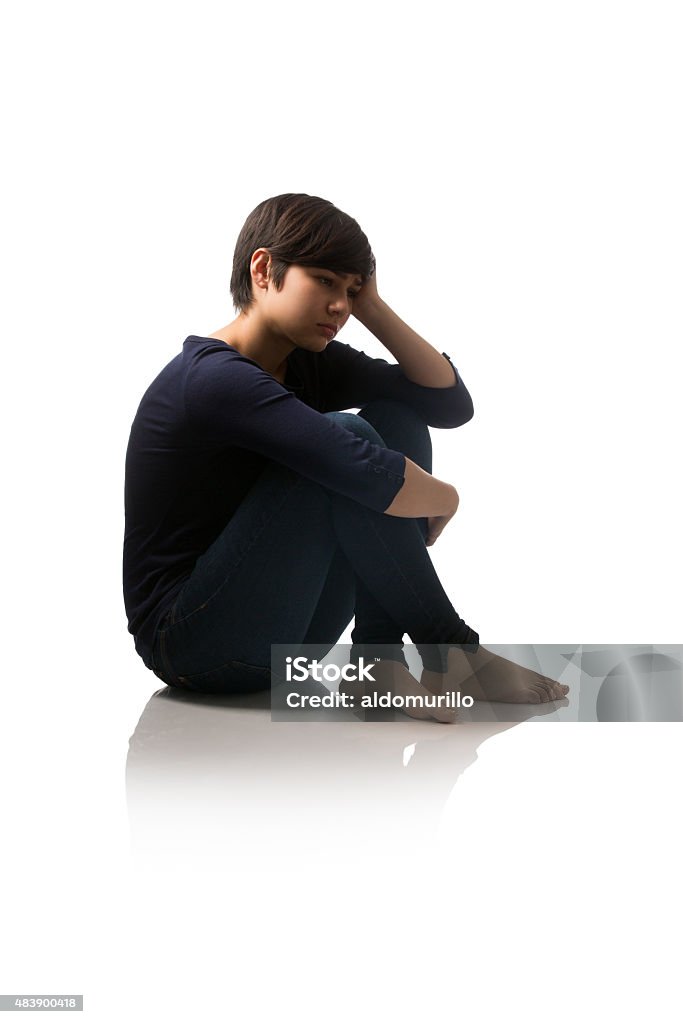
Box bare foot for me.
[340,660,458,724]
[421,646,570,705]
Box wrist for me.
[447,484,460,515]
[354,295,388,328]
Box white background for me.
[1,1,681,1021]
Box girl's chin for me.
[296,333,330,350]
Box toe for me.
[538,676,563,700]
[542,676,570,700]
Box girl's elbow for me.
[442,404,475,429]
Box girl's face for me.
[264,264,363,351]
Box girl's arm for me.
[384,457,458,518]
[352,270,458,389]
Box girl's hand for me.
[425,512,454,547]
[425,491,459,546]
[351,268,382,324]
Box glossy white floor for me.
[126,650,682,1024]
[127,647,683,870]
[4,642,682,1020]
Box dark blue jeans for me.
[151,399,479,694]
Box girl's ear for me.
[251,248,271,290]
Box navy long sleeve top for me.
[123,335,474,667]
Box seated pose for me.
[123,193,568,719]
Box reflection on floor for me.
[126,645,683,866]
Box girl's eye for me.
[318,276,359,298]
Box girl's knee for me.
[324,411,386,446]
[324,404,431,471]
[359,399,428,434]
[356,400,432,471]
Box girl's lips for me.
[318,325,336,340]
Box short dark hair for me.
[230,193,376,313]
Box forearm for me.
[383,457,458,518]
[355,298,457,389]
